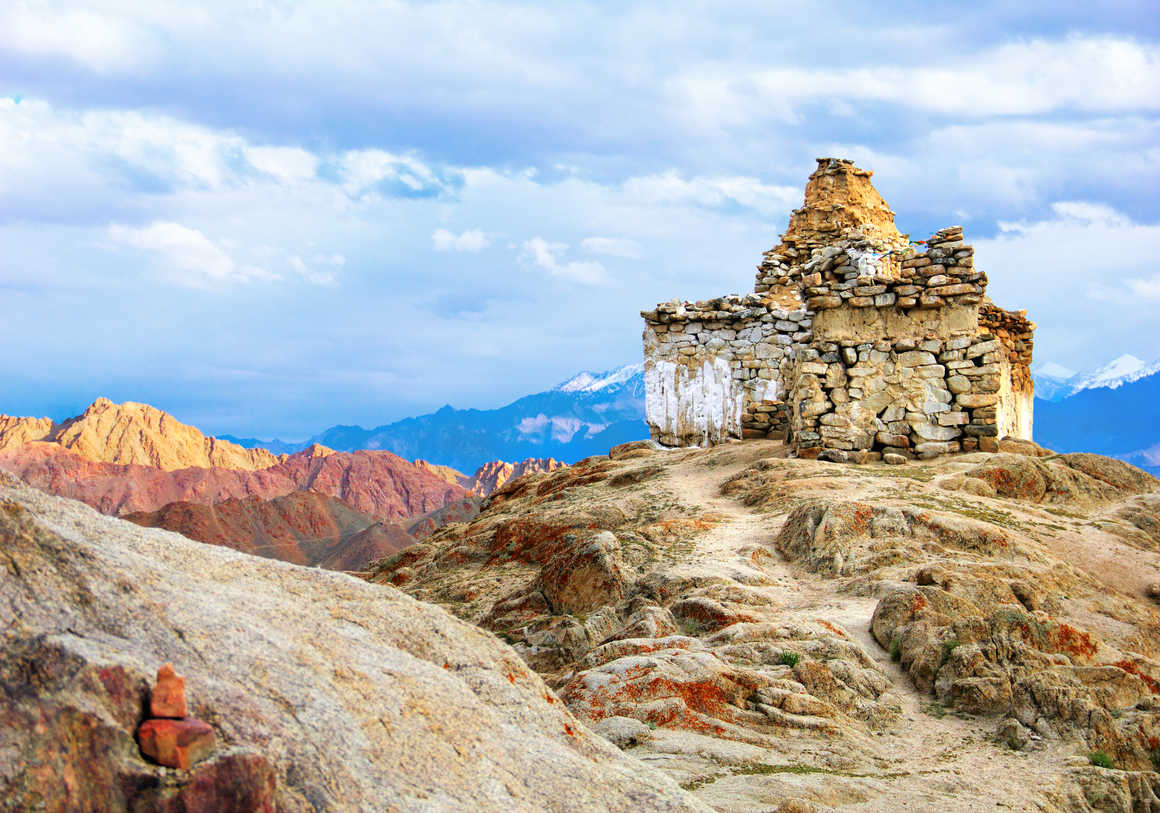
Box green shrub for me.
[940,637,961,667]
[778,650,801,668]
[889,638,901,662]
[1088,750,1114,769]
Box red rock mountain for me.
[123,492,416,569]
[0,442,466,520]
[0,398,282,470]
[0,398,561,571]
[464,458,565,496]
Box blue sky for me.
[2,1,1158,438]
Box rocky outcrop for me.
[0,398,282,470]
[0,414,55,452]
[465,457,567,496]
[413,458,468,488]
[0,474,704,811]
[0,443,467,520]
[124,491,415,569]
[368,440,1160,811]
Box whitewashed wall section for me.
[645,357,744,446]
[641,306,810,446]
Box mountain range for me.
[221,364,649,473]
[0,398,563,570]
[224,356,1158,477]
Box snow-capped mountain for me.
[227,364,649,473]
[1033,354,1160,401]
[1029,361,1078,402]
[1071,354,1160,394]
[1034,356,1160,476]
[556,364,644,393]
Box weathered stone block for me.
[956,393,998,408]
[910,422,960,441]
[138,718,216,770]
[898,351,937,367]
[876,431,910,448]
[966,339,1001,358]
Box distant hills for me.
[224,356,1158,477]
[223,364,650,473]
[0,398,566,571]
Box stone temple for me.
[641,158,1035,461]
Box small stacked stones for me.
[800,228,985,313]
[137,664,216,770]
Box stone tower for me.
[641,158,1034,461]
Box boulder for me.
[0,476,703,812]
[536,530,629,615]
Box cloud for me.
[0,5,156,73]
[432,228,490,252]
[108,221,275,287]
[580,237,642,258]
[289,253,343,286]
[520,237,608,285]
[973,202,1160,369]
[623,172,799,217]
[335,150,450,200]
[1126,275,1160,300]
[671,36,1160,122]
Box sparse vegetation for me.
[890,638,902,662]
[940,637,961,667]
[922,701,948,718]
[1088,750,1114,769]
[778,650,801,667]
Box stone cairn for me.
[137,663,216,770]
[641,158,1035,461]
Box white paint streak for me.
[645,356,744,445]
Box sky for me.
[2,0,1159,439]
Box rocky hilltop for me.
[122,491,416,570]
[367,439,1160,811]
[465,457,566,495]
[0,397,282,470]
[0,473,703,811]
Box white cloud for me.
[289,253,343,286]
[338,149,446,200]
[1126,275,1160,300]
[108,221,276,286]
[520,237,608,285]
[581,236,642,259]
[0,6,156,73]
[673,36,1160,121]
[973,202,1160,369]
[245,146,319,185]
[623,171,799,217]
[432,228,490,252]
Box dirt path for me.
[649,442,1081,812]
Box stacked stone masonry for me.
[642,158,1035,460]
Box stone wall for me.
[980,303,1035,441]
[789,334,1004,460]
[641,295,808,446]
